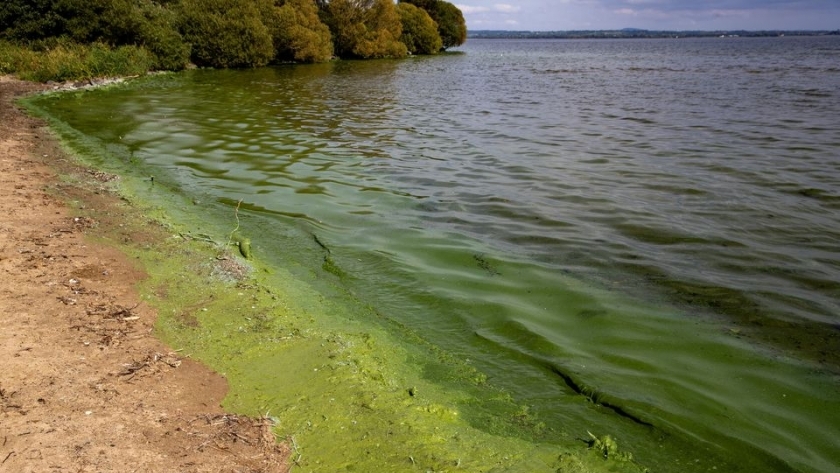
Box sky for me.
[453,1,840,31]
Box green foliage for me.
[433,1,466,49]
[353,0,408,59]
[96,0,189,71]
[178,0,275,68]
[320,0,407,59]
[140,16,191,71]
[0,0,65,41]
[399,0,435,10]
[400,0,466,49]
[0,0,189,71]
[396,2,441,55]
[86,42,156,77]
[0,40,153,82]
[317,0,361,57]
[268,0,333,63]
[2,0,452,74]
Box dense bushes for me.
[0,40,154,82]
[179,0,275,68]
[0,0,467,81]
[103,0,191,71]
[269,0,333,63]
[400,0,466,49]
[350,0,408,59]
[0,0,65,42]
[0,0,191,72]
[433,1,467,49]
[396,3,441,55]
[320,0,407,59]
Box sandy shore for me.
[0,76,289,472]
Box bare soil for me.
[0,76,290,472]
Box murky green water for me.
[27,36,840,472]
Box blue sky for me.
[454,1,840,31]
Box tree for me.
[433,1,466,49]
[266,0,333,63]
[318,0,407,59]
[400,0,465,50]
[101,0,190,70]
[0,0,65,41]
[178,0,275,68]
[0,0,114,43]
[0,0,188,70]
[398,0,434,10]
[396,2,441,55]
[135,5,191,71]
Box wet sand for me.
[0,76,290,472]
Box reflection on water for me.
[33,36,840,473]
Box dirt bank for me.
[0,76,290,472]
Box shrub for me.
[0,41,153,82]
[102,0,190,71]
[434,1,466,49]
[321,0,407,59]
[400,0,466,49]
[268,0,333,63]
[135,6,191,70]
[396,2,441,55]
[87,43,155,77]
[60,0,110,43]
[0,0,65,42]
[355,0,407,59]
[1,0,189,72]
[178,0,275,68]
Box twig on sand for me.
[117,352,182,378]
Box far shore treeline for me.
[469,28,840,39]
[0,0,467,82]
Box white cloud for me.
[614,8,638,15]
[457,3,521,14]
[456,5,491,14]
[709,9,751,19]
[494,4,521,13]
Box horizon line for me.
[468,28,838,33]
[468,28,840,33]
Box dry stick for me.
[1,451,13,465]
[227,199,243,247]
[290,436,302,466]
[230,432,252,445]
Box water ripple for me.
[36,36,840,473]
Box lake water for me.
[31,36,840,472]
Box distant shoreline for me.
[468,29,840,40]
